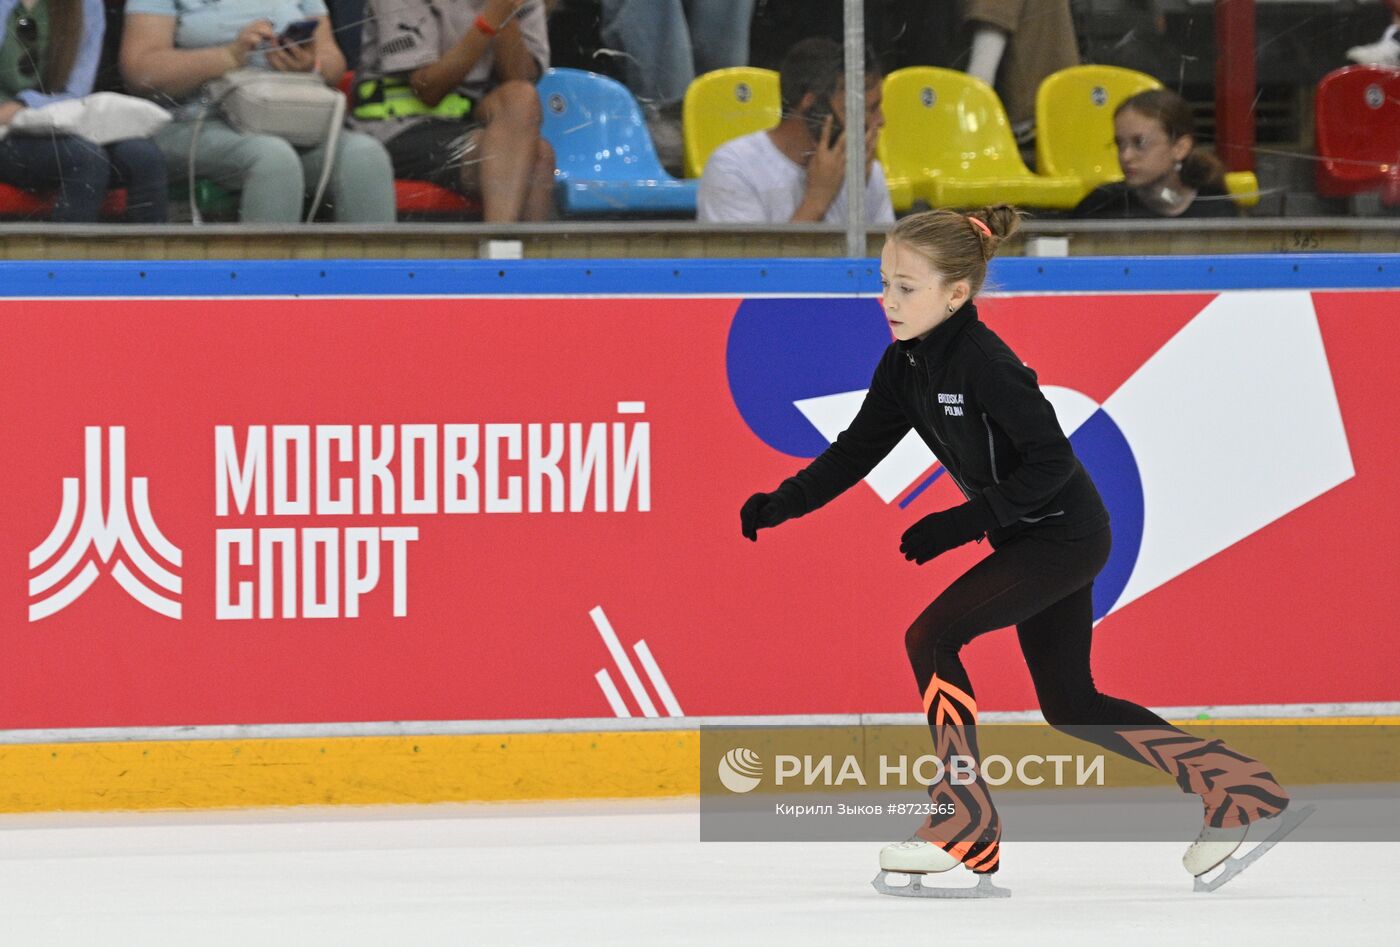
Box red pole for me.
[1215,0,1256,172]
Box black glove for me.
[899,496,996,564]
[740,484,803,541]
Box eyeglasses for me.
[15,13,40,80]
[1114,134,1169,154]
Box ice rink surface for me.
[1,798,1394,946]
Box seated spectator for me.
[352,0,553,222]
[963,0,1078,137]
[697,37,892,225]
[1074,88,1236,220]
[600,0,753,106]
[1347,0,1400,67]
[599,0,755,169]
[120,0,396,223]
[1,0,168,222]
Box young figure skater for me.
[740,206,1309,897]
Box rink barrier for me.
[5,702,1400,744]
[0,253,1397,297]
[5,257,1399,812]
[1,707,1397,813]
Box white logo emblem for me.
[718,747,763,793]
[28,427,182,621]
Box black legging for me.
[906,525,1289,869]
[905,524,1173,759]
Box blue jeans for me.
[0,134,169,222]
[600,0,757,105]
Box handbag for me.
[191,68,347,223]
[0,92,171,144]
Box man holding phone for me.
[698,37,893,225]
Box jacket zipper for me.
[910,352,974,502]
[982,413,999,484]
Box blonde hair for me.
[887,205,1023,297]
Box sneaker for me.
[1347,25,1400,66]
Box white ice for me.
[0,798,1394,946]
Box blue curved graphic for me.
[1069,409,1144,620]
[726,298,891,457]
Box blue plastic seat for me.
[536,68,698,217]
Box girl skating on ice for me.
[740,206,1311,897]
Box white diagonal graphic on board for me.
[590,605,682,718]
[594,669,631,717]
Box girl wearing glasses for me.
[1074,88,1237,220]
[0,0,169,221]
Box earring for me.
[1174,160,1183,172]
[947,304,954,313]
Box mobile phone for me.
[279,18,318,46]
[804,94,844,145]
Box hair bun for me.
[973,204,1024,244]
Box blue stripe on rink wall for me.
[0,255,1397,298]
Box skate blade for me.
[1192,803,1317,893]
[872,870,1010,899]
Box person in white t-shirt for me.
[698,37,893,225]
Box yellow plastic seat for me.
[1036,65,1260,209]
[885,174,915,213]
[682,68,782,179]
[878,67,1084,211]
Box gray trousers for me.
[155,117,396,223]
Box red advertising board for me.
[3,289,1396,728]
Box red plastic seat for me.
[1315,65,1400,204]
[393,180,481,218]
[0,182,129,219]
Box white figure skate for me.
[1187,804,1317,893]
[871,838,1010,899]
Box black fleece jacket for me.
[779,302,1109,547]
